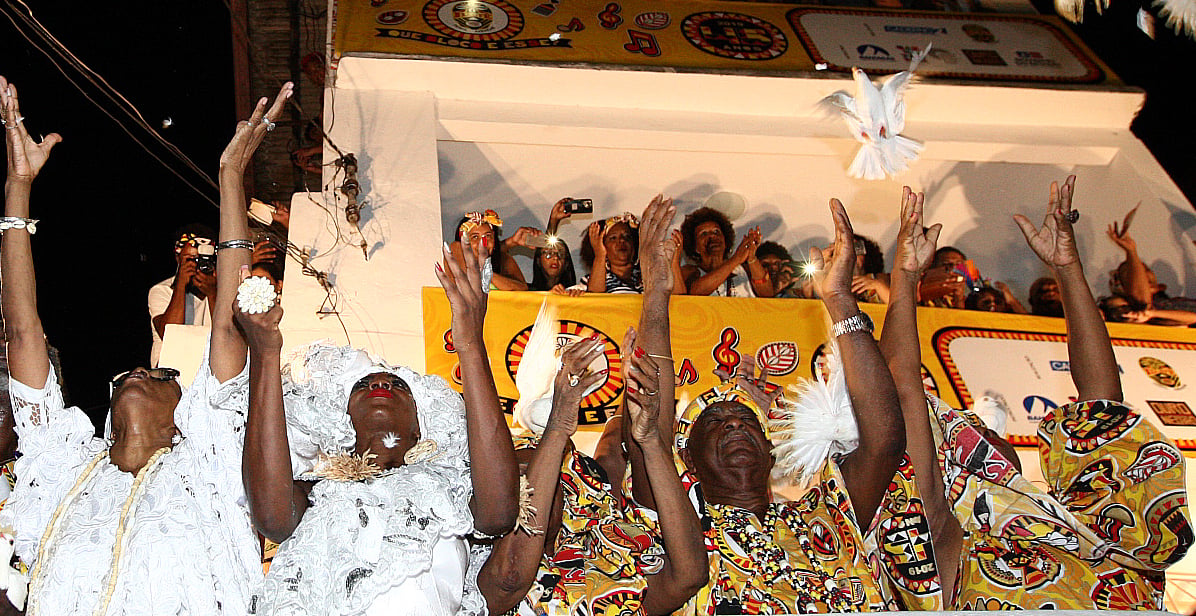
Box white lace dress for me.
[0,356,261,616]
[252,350,487,616]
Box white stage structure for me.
[278,56,1196,610]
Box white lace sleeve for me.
[173,348,251,497]
[0,362,105,566]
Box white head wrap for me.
[280,340,468,478]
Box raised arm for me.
[1015,176,1121,402]
[234,295,308,542]
[877,187,962,595]
[812,198,905,524]
[624,195,678,508]
[477,340,606,615]
[622,327,708,615]
[585,222,609,293]
[211,83,292,382]
[436,240,519,535]
[1,77,59,391]
[1107,206,1153,307]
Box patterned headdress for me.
[459,209,504,238]
[604,211,640,231]
[174,233,214,253]
[674,382,769,453]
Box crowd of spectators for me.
[454,194,1196,328]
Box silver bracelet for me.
[216,239,255,251]
[831,312,875,338]
[0,217,38,234]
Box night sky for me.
[2,0,1194,421]
[2,1,235,417]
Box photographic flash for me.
[546,235,560,246]
[801,262,818,277]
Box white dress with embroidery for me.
[0,355,261,616]
[252,348,486,616]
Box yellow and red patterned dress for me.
[510,434,664,616]
[879,398,1192,610]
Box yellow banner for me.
[332,0,1108,83]
[422,289,1196,448]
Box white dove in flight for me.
[820,45,932,180]
[514,299,559,436]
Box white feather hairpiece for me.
[770,345,859,487]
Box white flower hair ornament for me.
[236,275,278,314]
[770,343,859,487]
[280,340,467,480]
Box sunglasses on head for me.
[110,367,180,397]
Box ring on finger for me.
[641,387,658,396]
[568,373,581,387]
[1065,210,1080,224]
[264,119,277,132]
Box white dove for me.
[1,532,28,610]
[514,299,560,435]
[820,45,932,180]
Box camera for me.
[190,244,217,275]
[563,198,593,214]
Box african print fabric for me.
[644,460,899,615]
[512,434,664,616]
[879,398,1192,610]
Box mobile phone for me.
[564,198,593,214]
[525,234,560,249]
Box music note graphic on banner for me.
[712,327,742,375]
[623,29,660,56]
[598,2,623,29]
[557,17,585,32]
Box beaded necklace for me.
[25,447,171,616]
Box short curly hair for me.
[755,241,791,262]
[680,207,734,261]
[858,235,885,276]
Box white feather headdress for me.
[770,344,859,486]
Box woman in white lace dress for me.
[0,77,292,614]
[235,243,519,615]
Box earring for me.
[171,431,183,446]
[403,439,440,465]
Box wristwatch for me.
[831,312,875,338]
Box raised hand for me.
[1013,175,1079,268]
[2,76,62,186]
[549,198,572,231]
[733,226,762,264]
[219,82,293,175]
[893,186,941,275]
[1106,205,1138,255]
[810,199,857,301]
[620,327,665,444]
[435,239,491,349]
[587,221,605,259]
[713,353,783,411]
[234,274,284,352]
[638,194,677,294]
[505,226,543,249]
[549,337,607,436]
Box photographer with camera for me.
[148,224,217,366]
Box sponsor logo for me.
[883,25,947,35]
[962,23,997,43]
[962,48,1006,66]
[1049,360,1070,372]
[1022,394,1058,421]
[857,44,893,61]
[1147,400,1196,426]
[1014,50,1061,68]
[682,12,788,60]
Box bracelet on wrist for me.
[0,216,38,234]
[217,239,256,251]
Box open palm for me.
[894,186,940,274]
[1014,176,1079,268]
[2,78,61,184]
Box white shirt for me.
[147,276,210,367]
[0,354,261,616]
[710,263,757,298]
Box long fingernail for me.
[443,241,451,253]
[588,333,600,341]
[259,97,268,106]
[435,262,443,273]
